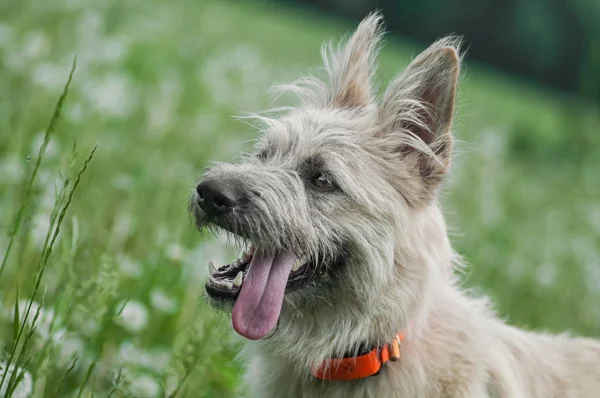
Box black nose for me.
[196,178,241,215]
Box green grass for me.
[1,0,599,396]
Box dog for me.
[191,13,600,398]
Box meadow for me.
[1,0,599,396]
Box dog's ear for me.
[322,12,384,108]
[379,38,461,191]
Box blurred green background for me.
[0,0,599,396]
[285,0,600,102]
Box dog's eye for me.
[311,173,336,191]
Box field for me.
[1,0,600,396]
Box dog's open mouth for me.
[206,246,313,297]
[205,244,318,340]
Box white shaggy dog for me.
[191,13,600,397]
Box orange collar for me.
[310,333,405,381]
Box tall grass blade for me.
[52,357,79,398]
[0,58,77,282]
[12,283,19,342]
[76,357,98,398]
[0,142,96,392]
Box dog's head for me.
[191,13,460,343]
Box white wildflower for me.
[22,31,50,60]
[118,341,139,362]
[150,288,177,314]
[65,101,85,123]
[166,243,185,262]
[81,73,136,118]
[117,254,142,278]
[129,374,160,398]
[13,300,64,342]
[146,74,181,133]
[98,36,130,63]
[38,181,60,213]
[31,63,70,91]
[480,127,507,159]
[0,155,25,184]
[82,318,99,335]
[0,362,33,398]
[165,374,179,396]
[58,336,85,363]
[4,31,48,69]
[477,128,506,227]
[117,300,149,333]
[118,341,171,373]
[112,173,134,190]
[76,10,103,45]
[149,349,171,372]
[110,211,133,245]
[29,214,51,248]
[36,169,62,187]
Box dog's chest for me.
[244,357,431,398]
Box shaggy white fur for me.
[194,12,600,398]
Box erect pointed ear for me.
[321,12,384,108]
[378,37,461,191]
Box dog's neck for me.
[253,206,460,375]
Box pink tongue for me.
[232,251,295,340]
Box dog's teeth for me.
[233,271,243,288]
[209,261,217,276]
[213,279,233,289]
[292,259,302,272]
[235,258,242,266]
